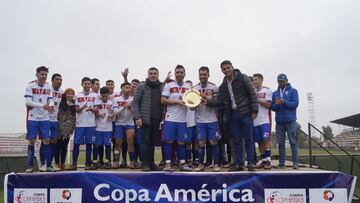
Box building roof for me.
[331,113,360,128]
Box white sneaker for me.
[39,165,47,172]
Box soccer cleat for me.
[192,159,200,167]
[194,164,205,172]
[163,163,175,172]
[221,162,230,168]
[129,161,136,169]
[213,164,221,172]
[104,162,111,169]
[85,163,96,170]
[264,161,272,170]
[39,165,47,172]
[25,167,33,173]
[179,164,192,172]
[112,161,120,169]
[256,161,267,169]
[120,160,128,168]
[46,166,57,172]
[158,160,165,167]
[65,164,77,171]
[141,164,151,172]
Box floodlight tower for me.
[307,92,319,140]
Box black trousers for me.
[140,119,160,166]
[54,137,70,164]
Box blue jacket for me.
[272,83,299,123]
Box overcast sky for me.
[0,0,359,135]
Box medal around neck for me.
[182,89,201,108]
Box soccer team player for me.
[24,66,55,173]
[113,82,138,169]
[253,73,273,169]
[93,86,117,169]
[194,66,221,172]
[161,65,192,172]
[66,77,98,170]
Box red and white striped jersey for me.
[49,87,64,122]
[74,91,98,127]
[195,82,218,123]
[162,81,190,122]
[24,81,53,121]
[114,95,134,126]
[254,86,272,126]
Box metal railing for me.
[303,123,360,200]
[307,123,360,174]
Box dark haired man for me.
[206,60,258,171]
[66,77,98,170]
[253,73,273,169]
[113,82,138,168]
[94,86,117,169]
[161,65,192,172]
[194,66,221,172]
[272,74,299,169]
[133,67,163,171]
[24,66,55,172]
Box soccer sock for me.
[92,144,97,162]
[129,151,136,162]
[85,144,92,165]
[265,149,271,162]
[198,146,205,164]
[73,144,80,165]
[39,143,45,166]
[261,152,266,161]
[193,148,199,160]
[114,150,120,161]
[134,143,140,161]
[122,142,128,161]
[177,144,186,164]
[164,143,172,163]
[186,148,192,162]
[50,143,56,164]
[105,145,111,162]
[41,144,52,167]
[93,145,99,161]
[211,144,220,165]
[27,145,35,167]
[99,145,104,163]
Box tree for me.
[322,125,334,140]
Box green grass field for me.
[2,147,360,202]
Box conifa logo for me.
[14,188,47,203]
[264,188,306,203]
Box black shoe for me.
[149,163,162,171]
[228,165,244,172]
[158,160,165,167]
[142,165,151,172]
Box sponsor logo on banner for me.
[50,188,82,203]
[264,189,306,203]
[14,188,47,203]
[309,188,347,203]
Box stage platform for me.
[4,167,357,203]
